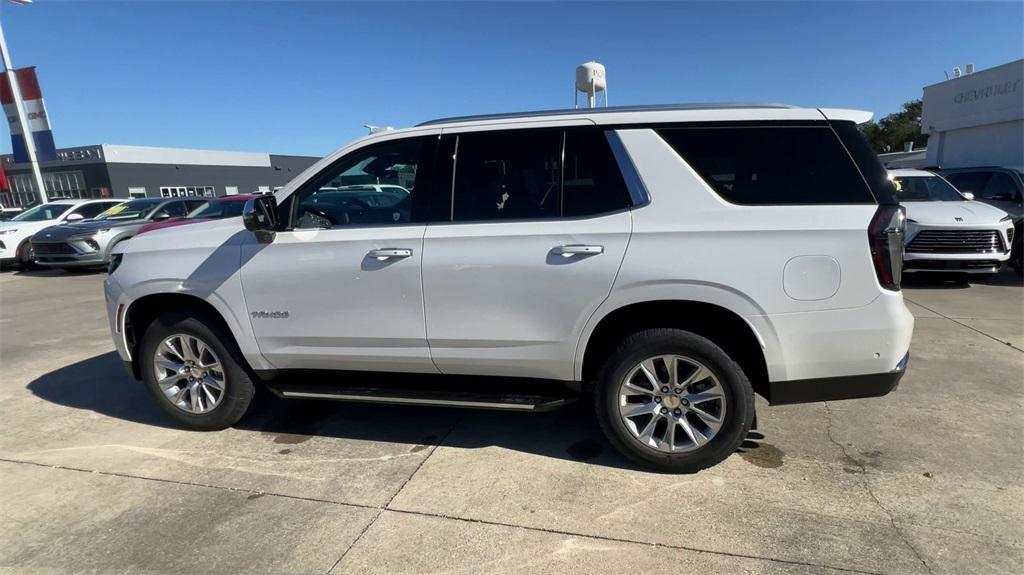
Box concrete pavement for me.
[0,268,1021,574]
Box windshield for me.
[94,200,160,221]
[892,176,964,202]
[187,200,246,219]
[11,203,75,222]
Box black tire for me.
[16,240,36,269]
[593,328,754,473]
[139,312,255,430]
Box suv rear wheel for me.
[139,312,255,430]
[594,328,754,473]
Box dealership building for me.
[0,144,319,208]
[920,59,1023,169]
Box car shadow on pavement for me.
[27,351,768,473]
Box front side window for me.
[892,176,964,202]
[942,172,989,197]
[292,138,427,229]
[658,126,875,205]
[980,172,1021,201]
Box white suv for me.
[104,104,914,472]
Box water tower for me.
[575,61,608,109]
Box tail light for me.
[868,205,906,291]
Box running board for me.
[266,384,575,412]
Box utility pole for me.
[0,1,47,204]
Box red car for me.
[136,194,258,235]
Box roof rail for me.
[416,102,797,127]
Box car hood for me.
[903,201,1010,225]
[34,218,145,240]
[0,218,59,236]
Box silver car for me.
[31,197,206,269]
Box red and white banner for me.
[0,66,57,163]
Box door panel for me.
[240,225,434,372]
[423,212,631,380]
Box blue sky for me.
[1,1,1022,157]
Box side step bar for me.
[267,385,575,413]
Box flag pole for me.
[0,15,47,204]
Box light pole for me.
[0,0,47,204]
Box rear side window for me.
[453,129,562,222]
[562,129,631,217]
[658,126,875,205]
[451,127,632,222]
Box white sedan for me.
[890,169,1015,276]
[0,199,123,268]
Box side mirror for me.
[153,212,171,220]
[64,213,84,222]
[243,195,279,237]
[962,192,975,201]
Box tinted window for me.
[981,172,1021,201]
[450,128,631,222]
[189,200,247,219]
[943,172,990,196]
[831,121,896,204]
[562,129,631,217]
[293,138,429,229]
[453,129,561,222]
[72,202,116,219]
[154,202,188,218]
[659,126,875,205]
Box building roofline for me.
[416,102,797,127]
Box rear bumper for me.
[767,352,909,405]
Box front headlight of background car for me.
[107,253,123,275]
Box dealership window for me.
[128,187,148,198]
[160,186,215,198]
[257,185,271,194]
[9,171,91,204]
[224,186,239,196]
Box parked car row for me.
[0,195,257,270]
[889,169,1018,278]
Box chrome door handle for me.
[367,248,413,260]
[552,244,604,257]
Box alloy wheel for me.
[153,334,226,414]
[618,354,727,453]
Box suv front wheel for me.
[594,328,754,473]
[139,312,255,430]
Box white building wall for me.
[922,59,1023,169]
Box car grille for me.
[33,242,77,255]
[906,230,1005,254]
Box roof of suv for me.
[413,103,872,129]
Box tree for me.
[859,100,928,154]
